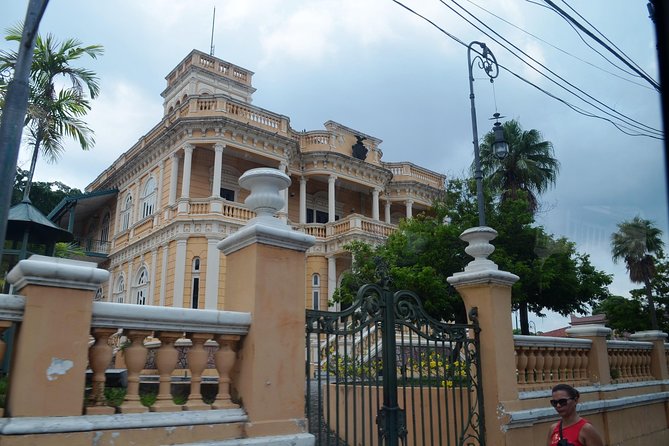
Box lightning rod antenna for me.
[209,6,216,56]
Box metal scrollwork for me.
[468,41,499,83]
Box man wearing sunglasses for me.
[546,384,604,446]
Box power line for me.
[388,0,662,139]
[559,0,652,79]
[441,0,663,137]
[540,0,660,91]
[463,0,655,90]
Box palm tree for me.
[475,119,560,335]
[611,216,664,330]
[0,26,102,201]
[477,119,560,214]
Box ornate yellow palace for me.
[48,49,445,311]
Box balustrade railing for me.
[607,340,654,383]
[225,102,280,130]
[89,302,251,413]
[383,162,445,188]
[514,335,591,390]
[0,294,251,415]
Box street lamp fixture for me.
[468,41,507,227]
[491,112,509,160]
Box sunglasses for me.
[550,397,575,407]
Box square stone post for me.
[5,255,109,417]
[447,227,519,446]
[566,324,612,385]
[218,168,315,440]
[630,330,669,380]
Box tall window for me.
[191,257,201,309]
[312,273,321,310]
[100,212,110,243]
[94,286,104,302]
[114,275,125,303]
[135,267,149,305]
[141,177,157,219]
[121,194,133,231]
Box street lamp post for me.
[467,41,506,227]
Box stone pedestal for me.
[447,226,519,446]
[218,168,315,439]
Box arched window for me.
[121,194,133,231]
[191,257,201,309]
[100,212,110,243]
[135,267,149,305]
[114,275,125,303]
[312,273,321,310]
[94,286,104,302]
[141,177,157,219]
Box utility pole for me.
[0,0,49,261]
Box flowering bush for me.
[406,350,469,388]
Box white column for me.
[212,143,224,197]
[107,271,114,303]
[385,199,391,224]
[328,175,337,223]
[299,177,307,224]
[180,143,194,199]
[327,256,337,310]
[132,179,141,223]
[126,260,133,304]
[405,199,414,219]
[372,188,380,221]
[149,249,158,305]
[168,152,179,206]
[114,192,123,235]
[159,243,169,307]
[205,237,221,310]
[277,162,289,220]
[156,159,165,210]
[173,237,187,308]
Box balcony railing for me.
[74,237,111,256]
[384,162,445,189]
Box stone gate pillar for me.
[447,226,519,446]
[218,168,315,440]
[5,256,109,416]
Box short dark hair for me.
[552,383,579,399]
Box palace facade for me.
[48,49,446,311]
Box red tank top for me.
[549,418,588,446]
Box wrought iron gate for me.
[306,284,484,446]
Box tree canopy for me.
[333,179,611,331]
[477,119,560,214]
[12,167,82,215]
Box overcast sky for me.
[2,0,666,331]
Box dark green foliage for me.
[333,179,611,330]
[12,167,82,214]
[593,295,648,335]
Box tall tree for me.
[611,216,665,330]
[477,119,560,214]
[475,120,560,333]
[0,26,102,201]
